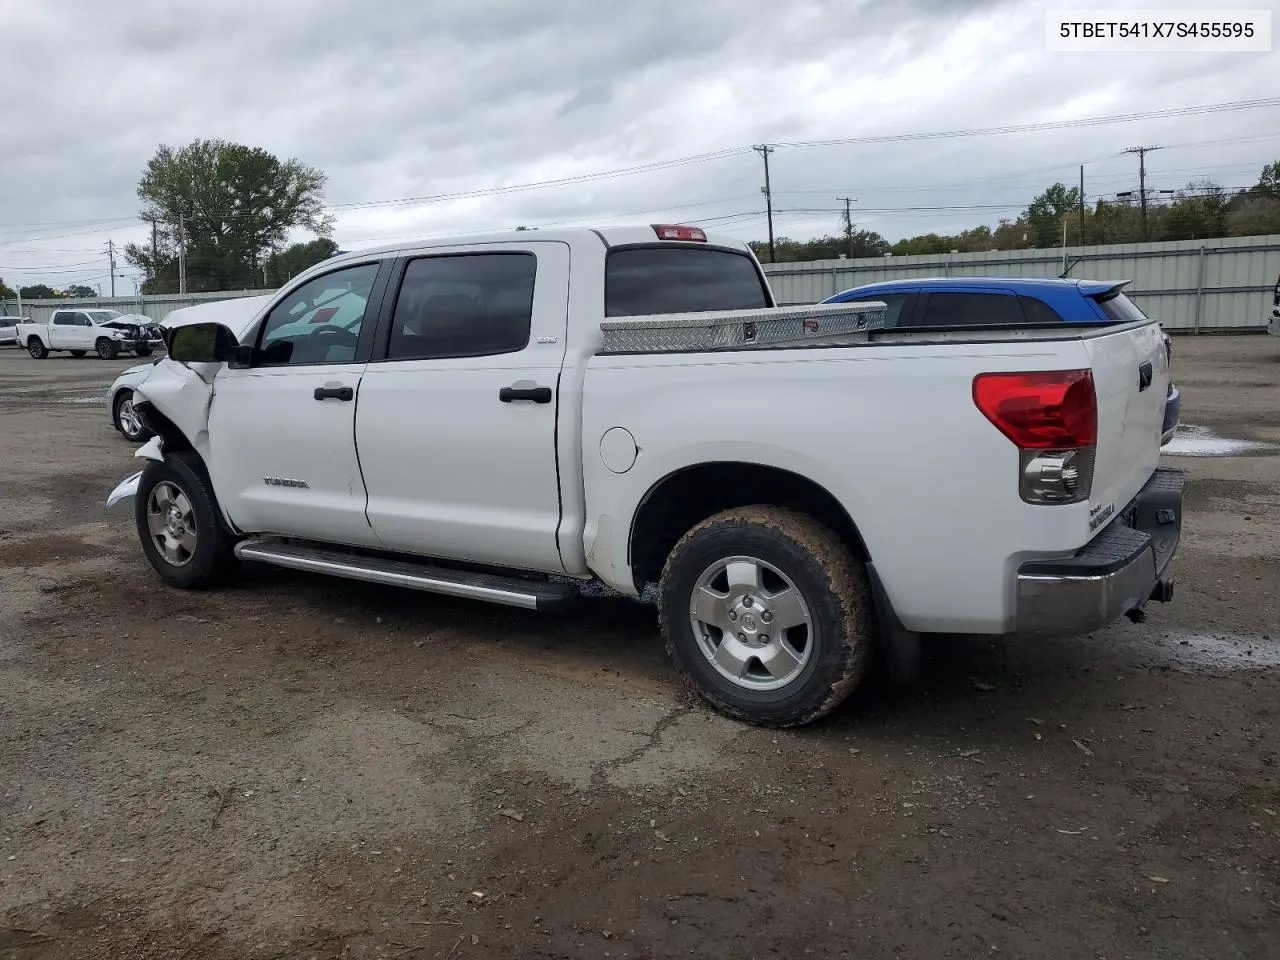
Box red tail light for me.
[652,224,707,242]
[972,369,1097,449]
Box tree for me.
[124,139,333,293]
[62,284,97,299]
[0,278,15,300]
[1024,183,1083,248]
[1254,160,1280,196]
[1227,195,1280,236]
[19,284,59,300]
[264,238,340,286]
[1161,180,1229,241]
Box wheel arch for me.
[628,461,870,591]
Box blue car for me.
[823,277,1180,445]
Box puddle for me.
[1161,424,1277,457]
[1136,632,1280,670]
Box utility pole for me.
[837,196,855,257]
[1123,146,1161,242]
[175,208,188,294]
[106,239,117,298]
[1078,165,1085,244]
[754,144,775,262]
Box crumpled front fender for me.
[134,436,164,462]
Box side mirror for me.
[167,323,240,364]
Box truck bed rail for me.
[598,302,887,355]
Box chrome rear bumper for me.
[1015,467,1183,639]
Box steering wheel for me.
[310,324,359,346]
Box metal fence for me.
[7,235,1279,333]
[761,234,1280,332]
[0,289,273,325]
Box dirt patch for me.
[0,533,110,568]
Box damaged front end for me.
[103,353,218,514]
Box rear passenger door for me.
[356,242,571,573]
[49,311,86,349]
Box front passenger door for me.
[205,260,390,547]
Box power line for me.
[5,95,1276,244]
[775,98,1280,149]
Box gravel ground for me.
[1,337,1278,960]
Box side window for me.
[52,313,71,326]
[257,263,380,366]
[76,313,92,327]
[869,293,909,328]
[918,292,1023,327]
[387,254,536,361]
[1019,296,1063,324]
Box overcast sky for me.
[1,0,1277,295]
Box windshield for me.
[87,310,124,324]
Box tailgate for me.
[1083,320,1169,530]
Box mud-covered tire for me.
[27,337,47,359]
[135,450,238,590]
[70,349,87,357]
[96,337,119,360]
[658,506,875,727]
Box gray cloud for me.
[1,0,1276,292]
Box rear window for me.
[1095,291,1148,324]
[605,247,770,317]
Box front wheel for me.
[113,390,154,442]
[96,337,119,360]
[27,337,48,359]
[135,451,238,589]
[658,506,875,727]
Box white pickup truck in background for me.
[18,308,162,359]
[106,225,1182,727]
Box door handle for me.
[1138,361,1153,392]
[314,385,354,401]
[499,384,552,404]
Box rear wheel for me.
[135,451,238,589]
[96,337,119,360]
[70,349,87,357]
[658,506,875,727]
[27,337,47,359]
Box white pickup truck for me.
[105,225,1182,726]
[18,308,162,360]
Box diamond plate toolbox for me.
[598,301,888,355]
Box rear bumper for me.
[1015,467,1183,639]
